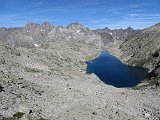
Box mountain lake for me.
[86,51,149,88]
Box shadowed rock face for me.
[120,23,160,66]
[119,22,160,86]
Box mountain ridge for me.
[0,22,141,48]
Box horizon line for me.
[0,21,159,30]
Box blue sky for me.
[0,0,160,29]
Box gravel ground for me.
[0,42,160,120]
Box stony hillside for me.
[119,22,160,85]
[0,27,20,43]
[0,41,160,120]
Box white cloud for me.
[129,3,157,8]
[129,13,160,17]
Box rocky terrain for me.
[0,22,160,120]
[94,27,141,44]
[0,22,103,48]
[119,22,160,86]
[0,28,20,43]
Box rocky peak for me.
[126,27,134,31]
[40,22,54,31]
[104,27,109,30]
[95,26,141,42]
[56,25,65,30]
[54,25,67,33]
[66,22,86,31]
[24,23,40,31]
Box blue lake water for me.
[86,51,149,88]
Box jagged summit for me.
[104,27,109,30]
[96,27,134,31]
[95,26,141,42]
[40,21,54,31]
[23,22,54,32]
[66,22,86,30]
[24,23,40,30]
[126,27,134,31]
[0,21,103,47]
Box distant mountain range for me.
[94,27,141,44]
[0,22,140,48]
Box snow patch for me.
[34,44,39,47]
[145,113,151,118]
[49,31,53,34]
[28,36,33,39]
[40,29,45,31]
[76,30,81,33]
[109,32,113,35]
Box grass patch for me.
[13,112,25,118]
[0,112,47,120]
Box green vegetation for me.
[13,112,25,118]
[0,112,47,120]
[0,112,25,120]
